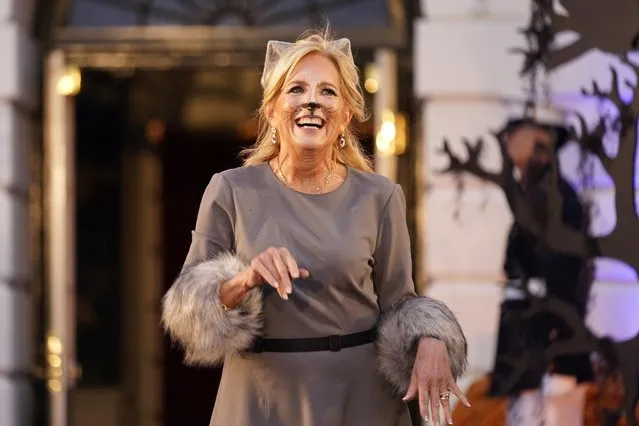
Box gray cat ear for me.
[331,38,354,62]
[261,40,294,88]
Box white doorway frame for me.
[43,49,79,426]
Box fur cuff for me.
[376,296,468,394]
[161,253,263,366]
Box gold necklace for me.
[275,160,335,194]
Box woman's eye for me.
[322,88,337,96]
[288,86,304,94]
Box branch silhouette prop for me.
[546,0,639,70]
[575,54,639,275]
[438,137,510,186]
[511,0,555,76]
[438,57,639,419]
[439,8,639,421]
[439,55,639,269]
[437,133,594,257]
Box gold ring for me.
[439,391,451,400]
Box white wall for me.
[0,0,37,425]
[415,0,639,392]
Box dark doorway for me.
[75,71,127,389]
[161,126,244,426]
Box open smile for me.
[295,116,325,129]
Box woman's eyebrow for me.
[286,80,337,88]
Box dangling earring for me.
[271,127,277,145]
[339,132,346,148]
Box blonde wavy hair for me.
[241,29,373,172]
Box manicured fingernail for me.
[292,272,299,279]
[448,418,453,424]
[465,402,471,407]
[282,294,288,300]
[423,418,429,423]
[287,287,292,294]
[273,282,279,288]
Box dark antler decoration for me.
[569,115,610,173]
[577,54,639,274]
[438,137,510,186]
[438,131,595,257]
[511,0,556,76]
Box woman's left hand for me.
[402,337,470,424]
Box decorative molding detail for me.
[66,0,404,29]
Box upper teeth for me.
[297,117,322,126]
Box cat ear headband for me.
[260,38,354,88]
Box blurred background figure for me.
[489,119,593,426]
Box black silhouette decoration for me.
[511,0,555,77]
[542,0,639,70]
[438,2,639,425]
[439,124,595,258]
[576,55,639,275]
[439,70,639,426]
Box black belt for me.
[248,329,377,353]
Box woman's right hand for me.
[244,247,310,300]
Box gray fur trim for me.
[376,296,468,395]
[161,253,263,366]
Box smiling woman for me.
[266,51,354,194]
[161,29,469,426]
[243,33,373,188]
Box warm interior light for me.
[375,111,408,156]
[393,112,408,155]
[364,78,379,94]
[375,110,396,156]
[47,335,63,354]
[364,63,379,94]
[57,66,82,96]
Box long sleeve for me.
[374,184,468,394]
[161,173,263,366]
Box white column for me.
[374,48,398,181]
[414,0,532,394]
[0,0,38,425]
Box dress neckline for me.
[261,162,351,198]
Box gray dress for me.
[182,163,415,426]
